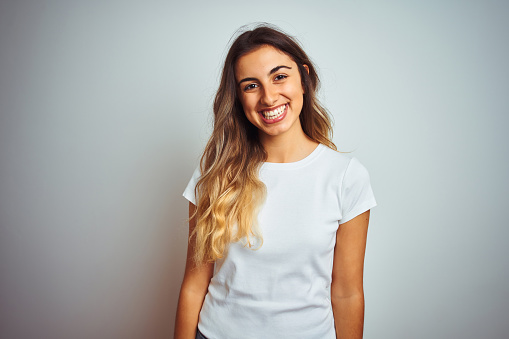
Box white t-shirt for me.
[183,144,376,339]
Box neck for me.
[259,125,319,163]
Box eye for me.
[243,83,258,91]
[274,74,287,81]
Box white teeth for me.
[261,104,286,119]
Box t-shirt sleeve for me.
[182,166,201,205]
[339,157,377,224]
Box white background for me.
[1,1,508,338]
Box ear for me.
[301,64,309,94]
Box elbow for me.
[330,285,364,306]
[330,292,364,305]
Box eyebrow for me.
[238,65,292,85]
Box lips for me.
[258,104,288,124]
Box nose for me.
[260,85,278,106]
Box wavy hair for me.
[192,24,336,263]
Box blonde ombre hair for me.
[192,24,336,263]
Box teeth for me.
[261,104,286,119]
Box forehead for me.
[235,45,296,78]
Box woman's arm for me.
[174,202,214,339]
[331,210,370,339]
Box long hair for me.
[192,24,336,263]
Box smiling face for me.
[235,45,306,141]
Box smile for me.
[259,104,288,121]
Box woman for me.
[175,24,376,339]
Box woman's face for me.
[235,45,306,140]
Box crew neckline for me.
[261,144,325,170]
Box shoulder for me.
[314,146,373,188]
[315,145,355,173]
[183,165,202,205]
[320,145,351,161]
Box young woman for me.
[175,25,376,339]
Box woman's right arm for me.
[174,202,214,339]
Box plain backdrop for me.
[1,1,508,338]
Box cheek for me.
[293,80,305,96]
[244,108,259,123]
[238,97,257,122]
[240,95,257,113]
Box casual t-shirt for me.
[183,144,377,339]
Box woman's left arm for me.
[331,210,371,339]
